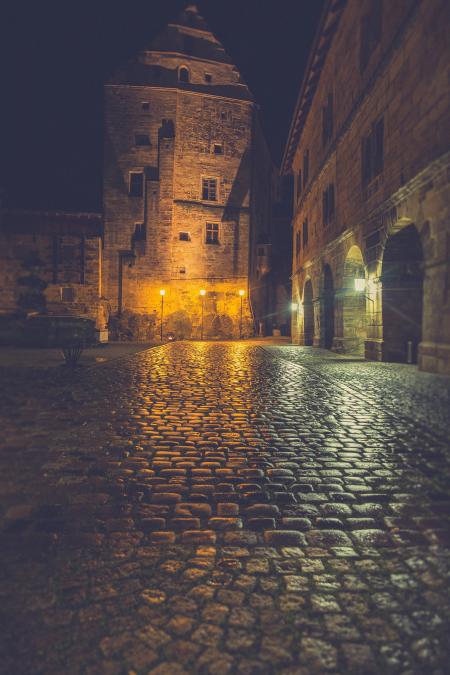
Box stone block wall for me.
[288,0,450,373]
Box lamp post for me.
[199,289,206,340]
[238,289,245,339]
[159,289,165,341]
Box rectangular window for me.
[202,177,218,201]
[179,231,191,241]
[360,0,383,72]
[61,287,75,302]
[322,93,333,146]
[141,102,150,112]
[129,172,143,197]
[135,133,150,146]
[213,143,223,155]
[295,231,301,257]
[322,183,335,225]
[303,150,309,188]
[302,219,309,247]
[205,222,219,245]
[205,73,212,83]
[296,171,302,201]
[257,246,265,257]
[361,117,384,186]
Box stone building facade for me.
[103,4,275,339]
[283,0,450,374]
[0,208,105,325]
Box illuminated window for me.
[213,143,223,155]
[179,231,191,241]
[135,133,150,146]
[129,172,143,197]
[205,222,219,245]
[178,66,190,83]
[202,177,218,201]
[360,0,383,72]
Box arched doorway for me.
[381,224,424,363]
[322,265,335,349]
[343,245,367,355]
[303,280,314,346]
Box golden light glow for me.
[291,302,298,311]
[238,289,245,296]
[199,289,206,296]
[159,288,166,296]
[354,278,366,292]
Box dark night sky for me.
[0,0,324,212]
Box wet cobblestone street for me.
[1,342,450,674]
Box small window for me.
[302,219,309,247]
[323,183,335,225]
[129,172,144,197]
[322,93,333,146]
[179,266,186,274]
[257,246,265,257]
[213,143,223,155]
[179,66,190,83]
[61,287,75,302]
[135,133,150,146]
[303,150,309,188]
[296,171,302,201]
[179,231,191,241]
[141,102,150,112]
[295,231,301,257]
[202,177,218,201]
[360,0,383,72]
[206,222,219,245]
[361,117,384,186]
[205,73,212,83]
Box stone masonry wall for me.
[290,0,450,373]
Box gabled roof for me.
[281,0,348,174]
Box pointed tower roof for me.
[108,3,253,101]
[149,4,232,65]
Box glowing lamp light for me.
[354,278,366,292]
[199,289,206,296]
[238,289,245,296]
[291,302,298,311]
[159,288,166,296]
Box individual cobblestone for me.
[0,342,450,673]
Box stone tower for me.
[103,4,274,339]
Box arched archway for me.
[381,224,424,363]
[303,280,314,346]
[322,265,335,349]
[343,245,367,355]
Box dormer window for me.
[178,66,190,83]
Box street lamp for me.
[199,289,206,340]
[238,289,245,339]
[159,289,165,341]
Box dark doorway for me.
[381,224,424,363]
[303,280,314,346]
[322,264,335,349]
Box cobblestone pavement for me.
[1,342,450,675]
